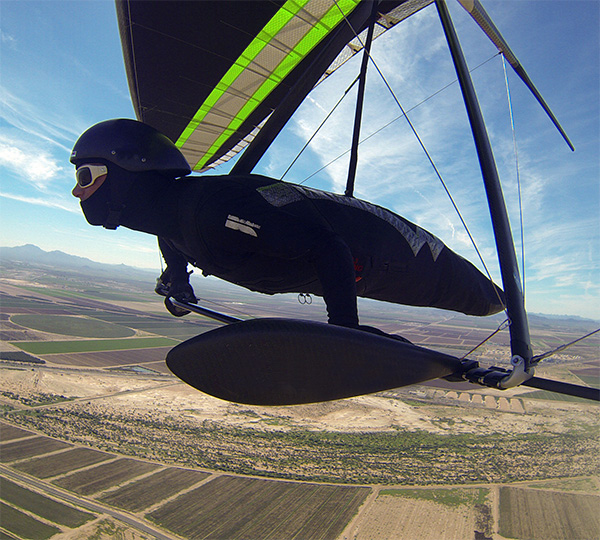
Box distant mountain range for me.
[0,243,247,296]
[0,244,155,278]
[1,244,598,326]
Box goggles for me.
[75,164,108,188]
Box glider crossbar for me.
[456,360,599,402]
[169,299,242,325]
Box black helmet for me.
[70,119,191,177]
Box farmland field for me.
[1,476,94,527]
[0,420,598,540]
[353,492,480,540]
[0,501,60,540]
[379,487,488,507]
[2,267,600,540]
[0,423,32,441]
[45,347,172,368]
[52,457,160,495]
[0,436,71,462]
[10,314,136,338]
[147,475,370,540]
[99,467,210,512]
[12,336,179,355]
[498,486,600,540]
[14,447,113,478]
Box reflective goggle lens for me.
[76,165,107,188]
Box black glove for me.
[155,268,197,317]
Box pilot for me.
[71,119,504,334]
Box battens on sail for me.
[457,0,574,151]
[178,0,363,171]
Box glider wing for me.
[115,0,432,172]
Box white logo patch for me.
[225,215,261,237]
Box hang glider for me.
[116,0,597,403]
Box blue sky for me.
[1,0,598,320]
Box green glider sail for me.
[116,0,432,171]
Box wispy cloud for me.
[0,191,79,213]
[0,86,79,153]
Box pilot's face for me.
[72,163,107,201]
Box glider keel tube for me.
[455,361,599,401]
[166,318,462,405]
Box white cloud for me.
[0,139,65,191]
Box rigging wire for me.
[502,54,526,297]
[297,53,501,186]
[281,76,360,180]
[531,328,600,365]
[460,318,511,360]
[363,56,506,312]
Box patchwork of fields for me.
[2,421,598,540]
[0,284,222,377]
[1,421,371,540]
[1,276,599,539]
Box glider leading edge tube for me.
[457,0,574,151]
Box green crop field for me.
[1,477,94,528]
[11,314,136,338]
[12,336,179,355]
[380,487,489,507]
